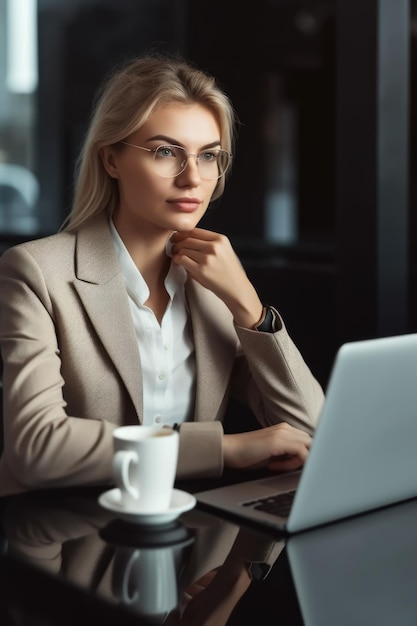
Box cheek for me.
[205,181,219,203]
[118,167,159,196]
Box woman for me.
[0,54,324,496]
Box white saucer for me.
[98,488,196,525]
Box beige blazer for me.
[0,214,324,496]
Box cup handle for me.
[113,450,139,499]
[122,550,140,603]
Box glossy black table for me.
[1,484,417,626]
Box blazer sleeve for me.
[175,308,324,481]
[232,308,325,435]
[0,246,116,495]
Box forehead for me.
[135,103,221,146]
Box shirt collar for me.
[109,220,187,305]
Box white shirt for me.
[110,221,196,427]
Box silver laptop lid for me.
[288,333,417,533]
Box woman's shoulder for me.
[2,229,75,259]
[0,230,76,278]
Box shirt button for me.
[164,343,169,350]
[155,415,162,423]
[158,371,166,380]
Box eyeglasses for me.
[120,141,232,180]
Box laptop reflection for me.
[287,497,417,626]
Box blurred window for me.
[0,0,40,235]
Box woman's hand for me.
[171,228,264,328]
[223,422,312,473]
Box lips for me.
[168,198,201,212]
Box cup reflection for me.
[102,520,195,624]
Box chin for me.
[172,215,202,231]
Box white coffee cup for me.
[112,425,179,511]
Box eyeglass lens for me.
[154,145,230,179]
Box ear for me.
[101,146,120,179]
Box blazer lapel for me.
[73,215,143,418]
[186,281,236,422]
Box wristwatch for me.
[245,561,273,580]
[255,305,275,333]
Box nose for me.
[176,154,201,186]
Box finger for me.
[172,228,217,242]
[268,456,305,472]
[172,246,209,269]
[172,238,212,257]
[172,234,227,259]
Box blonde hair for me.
[64,54,237,231]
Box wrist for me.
[253,306,267,329]
[231,301,264,329]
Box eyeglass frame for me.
[119,141,232,180]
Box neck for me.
[112,219,172,282]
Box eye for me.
[156,146,177,159]
[199,150,217,162]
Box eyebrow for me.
[146,135,222,150]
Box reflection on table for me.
[287,497,417,626]
[5,487,416,624]
[0,487,293,625]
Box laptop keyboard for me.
[242,489,296,518]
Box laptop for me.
[196,333,417,534]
